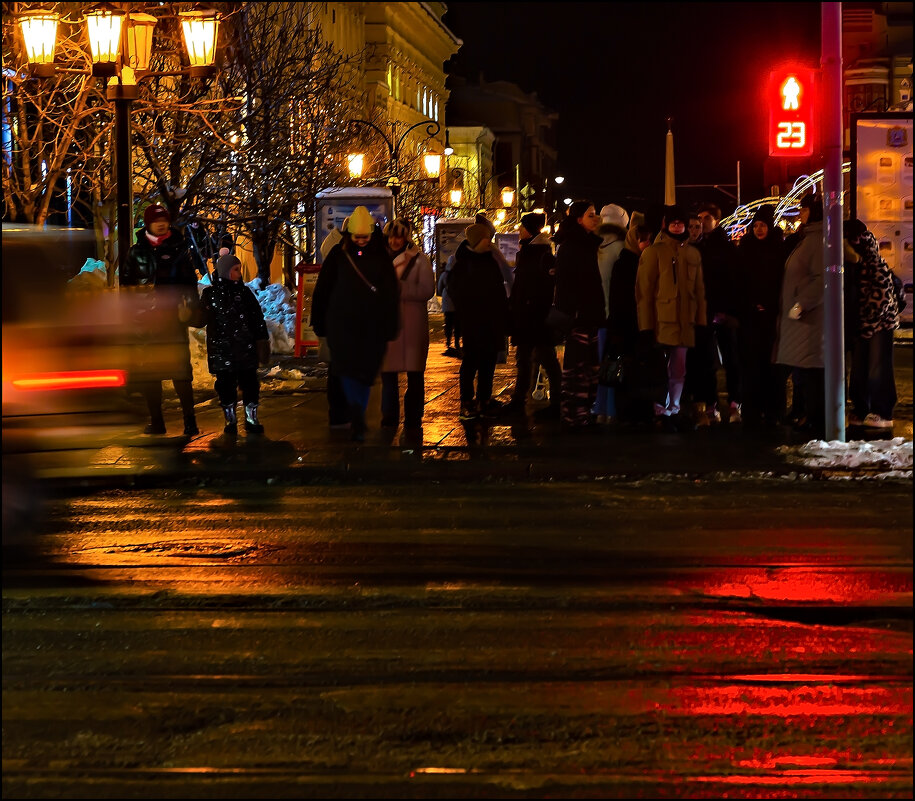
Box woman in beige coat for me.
[636,205,707,426]
[380,219,436,432]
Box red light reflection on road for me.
[694,567,912,604]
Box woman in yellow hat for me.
[311,206,400,441]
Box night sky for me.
[442,2,823,213]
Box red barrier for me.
[294,262,321,357]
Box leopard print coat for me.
[850,231,899,338]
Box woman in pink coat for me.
[380,219,436,432]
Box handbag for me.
[546,304,573,335]
[598,352,627,388]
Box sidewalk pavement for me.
[21,317,914,489]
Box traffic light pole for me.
[821,2,845,442]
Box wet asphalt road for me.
[2,479,912,798]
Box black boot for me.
[144,414,166,435]
[222,404,238,436]
[183,413,199,436]
[244,403,264,434]
[349,404,366,442]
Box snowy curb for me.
[777,438,913,478]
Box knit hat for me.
[345,206,375,236]
[475,213,497,237]
[464,223,493,251]
[751,204,776,229]
[215,253,241,279]
[599,204,630,229]
[664,205,687,226]
[143,204,170,228]
[383,218,412,239]
[520,212,546,237]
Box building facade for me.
[445,75,560,221]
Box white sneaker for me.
[847,413,865,427]
[863,414,893,429]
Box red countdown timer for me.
[768,67,816,157]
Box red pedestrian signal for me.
[768,67,816,157]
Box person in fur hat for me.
[311,206,399,442]
[201,253,270,435]
[594,203,630,422]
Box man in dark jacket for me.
[122,204,200,436]
[448,224,510,422]
[505,212,561,417]
[690,202,741,424]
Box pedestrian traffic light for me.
[768,67,816,157]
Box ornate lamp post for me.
[16,3,221,286]
[448,166,488,215]
[346,118,442,217]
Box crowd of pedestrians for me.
[127,197,902,444]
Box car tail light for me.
[11,370,127,391]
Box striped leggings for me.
[560,327,599,427]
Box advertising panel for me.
[314,187,394,264]
[853,114,914,323]
[434,218,474,286]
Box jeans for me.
[327,363,350,425]
[512,341,562,408]
[443,312,461,348]
[686,323,741,407]
[340,376,372,412]
[381,371,425,428]
[849,329,896,419]
[459,342,497,406]
[592,328,618,418]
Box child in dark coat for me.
[202,253,270,434]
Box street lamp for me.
[501,186,515,208]
[17,4,221,287]
[346,117,442,217]
[18,9,59,78]
[448,166,487,215]
[347,153,365,180]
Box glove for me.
[256,339,271,366]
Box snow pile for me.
[67,258,109,291]
[777,438,913,473]
[188,326,210,391]
[263,365,311,382]
[248,280,297,355]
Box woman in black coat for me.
[553,200,604,429]
[735,204,786,427]
[311,207,399,441]
[447,224,510,421]
[506,213,562,416]
[606,218,655,423]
